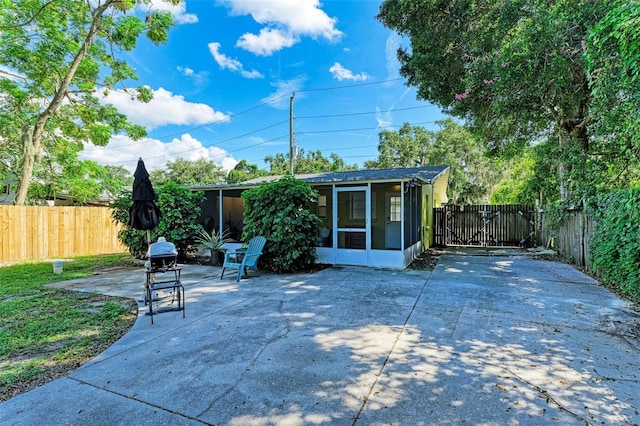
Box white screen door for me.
[385,192,402,249]
[334,187,369,265]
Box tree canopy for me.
[366,119,501,204]
[363,124,433,169]
[150,158,226,186]
[226,160,268,184]
[0,0,179,204]
[378,0,638,202]
[264,149,358,175]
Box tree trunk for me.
[13,127,36,205]
[12,0,114,205]
[557,125,589,202]
[558,162,569,201]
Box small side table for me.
[232,247,247,263]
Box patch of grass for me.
[0,254,138,402]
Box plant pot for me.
[210,250,222,266]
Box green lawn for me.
[0,254,138,402]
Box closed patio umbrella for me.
[129,158,161,245]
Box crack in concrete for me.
[70,377,213,425]
[195,299,292,419]
[352,269,433,425]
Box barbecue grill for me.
[148,241,178,270]
[145,240,184,323]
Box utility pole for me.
[289,91,295,175]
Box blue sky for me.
[80,0,447,173]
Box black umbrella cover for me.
[129,158,161,231]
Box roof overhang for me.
[188,165,451,192]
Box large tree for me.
[27,160,132,204]
[226,159,268,184]
[150,158,226,186]
[377,0,621,201]
[363,124,433,169]
[365,119,501,203]
[264,149,358,175]
[490,143,559,205]
[0,0,179,205]
[583,1,640,193]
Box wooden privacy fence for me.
[537,208,594,271]
[0,206,126,264]
[434,204,536,247]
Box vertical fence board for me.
[26,206,35,260]
[88,208,96,254]
[6,206,15,261]
[0,206,125,264]
[0,207,6,261]
[64,207,72,257]
[40,206,48,260]
[77,207,87,254]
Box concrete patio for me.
[0,250,638,425]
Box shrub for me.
[111,182,205,260]
[589,188,640,302]
[241,175,321,273]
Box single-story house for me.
[189,165,450,269]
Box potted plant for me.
[194,227,233,266]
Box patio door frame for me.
[333,185,370,266]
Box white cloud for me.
[209,146,239,170]
[329,62,369,82]
[208,42,264,79]
[177,66,209,85]
[102,87,229,130]
[178,66,194,77]
[385,33,402,80]
[219,0,343,55]
[375,107,392,129]
[140,1,198,24]
[80,133,238,173]
[260,78,306,110]
[236,28,297,56]
[372,87,412,137]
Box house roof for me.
[189,165,450,191]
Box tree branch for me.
[0,0,58,30]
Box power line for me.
[107,134,290,167]
[90,102,434,153]
[297,120,439,135]
[94,78,412,151]
[339,154,379,160]
[297,77,405,93]
[223,134,289,155]
[99,117,439,167]
[94,118,288,151]
[153,92,292,140]
[93,94,291,151]
[296,105,436,119]
[84,77,440,166]
[298,143,379,152]
[204,120,288,147]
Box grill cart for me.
[145,241,185,324]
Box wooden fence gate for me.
[433,204,536,247]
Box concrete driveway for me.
[1,250,638,425]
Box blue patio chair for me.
[220,236,267,282]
